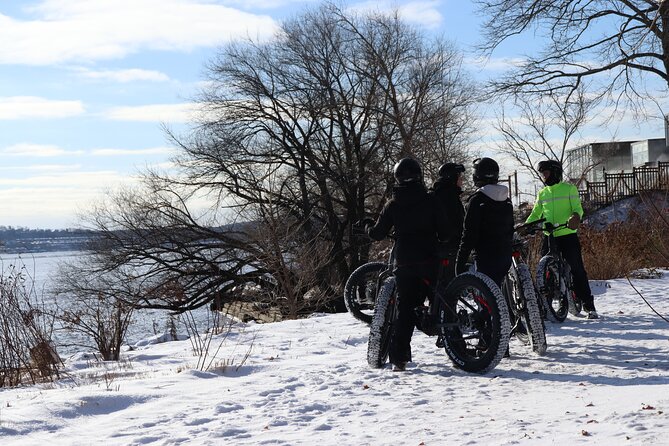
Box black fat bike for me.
[535,222,583,322]
[365,245,511,374]
[344,255,390,325]
[501,221,547,355]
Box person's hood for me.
[478,184,509,202]
[392,181,427,204]
[432,177,462,195]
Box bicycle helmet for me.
[472,157,499,187]
[537,159,562,186]
[438,162,465,183]
[393,157,422,184]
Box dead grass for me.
[579,217,669,280]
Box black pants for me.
[389,272,433,364]
[438,255,457,290]
[477,254,511,288]
[541,233,595,311]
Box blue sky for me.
[0,1,665,228]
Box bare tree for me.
[69,3,477,315]
[495,87,600,182]
[477,0,669,113]
[53,264,137,361]
[169,3,477,273]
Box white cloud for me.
[349,0,443,29]
[74,67,170,83]
[1,143,85,157]
[0,0,279,66]
[103,103,199,123]
[0,163,83,171]
[218,0,315,9]
[91,147,176,156]
[0,170,122,187]
[397,1,442,29]
[464,56,527,71]
[0,170,133,228]
[0,96,85,120]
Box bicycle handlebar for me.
[544,222,569,233]
[514,218,546,234]
[515,218,572,235]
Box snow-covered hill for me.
[1,274,668,445]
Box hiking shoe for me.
[392,361,407,372]
[587,310,599,319]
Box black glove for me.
[567,213,581,230]
[353,218,375,235]
[355,217,375,229]
[514,223,529,236]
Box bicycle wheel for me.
[512,264,547,355]
[437,272,511,374]
[344,262,386,325]
[501,273,521,336]
[536,256,569,323]
[568,290,583,316]
[367,277,396,368]
[564,266,583,316]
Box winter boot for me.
[392,361,407,372]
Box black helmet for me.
[438,162,465,182]
[393,157,422,184]
[537,159,562,186]
[472,157,499,187]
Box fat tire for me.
[438,272,511,374]
[367,277,396,369]
[344,262,386,325]
[503,266,540,349]
[536,256,569,323]
[515,264,547,355]
[567,290,583,316]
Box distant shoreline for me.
[0,228,93,254]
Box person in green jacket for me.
[526,160,598,319]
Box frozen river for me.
[0,251,212,358]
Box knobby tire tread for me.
[536,256,569,323]
[516,264,547,355]
[344,261,386,325]
[440,272,511,374]
[367,277,396,369]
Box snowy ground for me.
[1,273,669,445]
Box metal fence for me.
[579,161,669,206]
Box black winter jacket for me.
[431,178,465,254]
[367,182,448,276]
[456,184,514,274]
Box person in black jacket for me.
[431,162,465,286]
[364,158,448,371]
[455,157,514,287]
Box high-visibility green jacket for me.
[525,182,583,237]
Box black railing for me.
[579,161,669,206]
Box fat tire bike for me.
[501,221,547,355]
[367,246,511,374]
[535,222,583,322]
[344,259,388,325]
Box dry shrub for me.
[579,217,669,279]
[0,263,60,387]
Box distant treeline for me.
[0,223,255,254]
[0,227,95,254]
